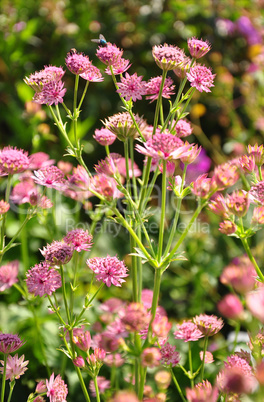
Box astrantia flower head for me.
[117,72,146,102]
[103,112,146,141]
[174,321,204,342]
[212,162,240,189]
[217,294,243,319]
[40,241,74,265]
[65,49,91,75]
[193,314,224,336]
[246,289,264,323]
[80,64,104,82]
[186,64,216,93]
[238,155,256,173]
[160,343,181,367]
[119,302,150,332]
[173,56,193,78]
[247,144,264,166]
[180,144,201,164]
[141,347,161,368]
[135,133,191,161]
[152,43,186,71]
[68,165,90,191]
[93,127,117,146]
[252,206,264,225]
[249,181,264,204]
[0,333,25,354]
[220,258,256,294]
[0,200,10,215]
[46,373,68,402]
[186,380,219,402]
[0,146,29,175]
[175,119,193,138]
[72,329,91,352]
[90,173,121,200]
[208,193,230,218]
[26,262,62,297]
[219,220,237,235]
[33,80,67,106]
[63,229,93,252]
[105,57,131,75]
[29,152,55,170]
[145,76,175,103]
[33,165,65,190]
[24,65,65,92]
[0,354,28,381]
[96,43,123,66]
[0,260,19,291]
[191,174,213,198]
[86,255,128,287]
[187,37,211,58]
[226,190,250,217]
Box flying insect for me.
[91,34,107,47]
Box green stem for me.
[0,174,12,251]
[75,283,105,325]
[30,306,51,376]
[170,368,186,402]
[130,235,138,303]
[77,80,89,111]
[129,137,138,202]
[157,160,167,262]
[153,70,167,135]
[7,380,15,402]
[259,166,263,181]
[93,376,101,402]
[231,322,241,354]
[138,365,147,400]
[138,157,152,213]
[47,295,67,327]
[200,336,209,381]
[60,265,71,324]
[75,367,91,402]
[188,342,194,388]
[48,105,75,150]
[124,140,131,194]
[69,251,79,319]
[1,354,7,402]
[19,206,29,272]
[240,237,264,282]
[73,74,80,145]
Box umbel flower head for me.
[174,320,204,342]
[33,165,65,190]
[0,354,29,381]
[86,255,128,287]
[103,112,146,141]
[187,37,211,59]
[145,76,175,103]
[186,380,219,402]
[26,262,62,297]
[117,72,147,102]
[65,48,91,75]
[63,229,93,252]
[40,241,74,265]
[0,146,29,176]
[152,43,186,71]
[0,260,19,291]
[186,64,216,93]
[93,127,117,146]
[119,302,150,332]
[46,373,68,402]
[0,333,25,354]
[193,314,224,336]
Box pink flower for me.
[193,314,224,336]
[186,65,215,93]
[68,165,90,190]
[80,65,104,82]
[24,66,65,91]
[46,373,68,402]
[0,354,28,381]
[63,229,93,252]
[135,133,191,160]
[104,353,125,367]
[238,155,256,173]
[72,329,91,352]
[200,351,214,364]
[249,181,264,204]
[252,206,264,225]
[187,37,211,58]
[111,391,139,402]
[160,343,181,366]
[219,220,237,235]
[29,152,55,170]
[152,44,186,71]
[0,260,19,291]
[246,289,264,323]
[175,119,193,138]
[145,76,175,103]
[186,380,218,402]
[103,112,146,141]
[226,190,249,217]
[96,43,123,66]
[105,57,131,75]
[220,257,256,294]
[174,321,204,342]
[117,72,146,101]
[100,297,125,314]
[33,166,65,190]
[90,173,121,200]
[212,162,240,189]
[40,241,73,265]
[86,255,128,287]
[152,315,172,338]
[93,127,117,146]
[191,174,213,198]
[0,333,25,354]
[141,347,161,368]
[119,302,150,332]
[72,356,85,368]
[247,144,264,166]
[65,49,91,75]
[180,144,201,164]
[89,376,110,397]
[173,56,192,78]
[33,80,66,105]
[217,294,243,319]
[208,194,230,218]
[10,179,36,204]
[26,262,62,297]
[0,146,29,175]
[0,200,10,214]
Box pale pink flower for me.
[86,255,128,287]
[238,155,256,173]
[35,380,47,393]
[247,144,264,166]
[10,179,36,204]
[152,315,172,339]
[117,72,146,101]
[57,161,73,175]
[0,146,29,175]
[72,329,91,352]
[199,351,214,363]
[46,373,68,402]
[212,162,240,189]
[90,173,121,200]
[180,144,201,164]
[219,220,237,235]
[249,181,264,204]
[65,49,91,75]
[105,57,131,75]
[220,257,256,294]
[119,302,150,332]
[95,153,141,178]
[26,262,62,297]
[88,348,106,367]
[63,229,93,252]
[96,43,123,66]
[208,194,230,218]
[191,174,212,198]
[145,76,175,103]
[0,333,25,354]
[160,343,181,366]
[152,44,186,71]
[104,353,125,367]
[186,380,218,402]
[100,297,126,313]
[28,152,55,170]
[110,391,139,402]
[141,347,161,368]
[0,354,28,381]
[187,37,211,58]
[93,127,117,146]
[186,65,215,93]
[193,314,224,336]
[141,289,154,310]
[226,190,249,217]
[40,241,73,266]
[68,165,90,190]
[33,166,65,190]
[246,289,264,323]
[175,119,193,138]
[217,294,243,319]
[0,200,10,214]
[80,65,104,82]
[24,66,65,92]
[173,56,193,78]
[103,112,146,141]
[89,376,110,396]
[252,205,264,225]
[174,321,204,342]
[33,80,66,105]
[0,260,19,291]
[135,133,191,160]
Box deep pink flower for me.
[33,80,66,105]
[0,200,10,214]
[46,373,68,402]
[26,262,62,297]
[145,76,175,103]
[0,354,28,381]
[95,153,141,178]
[93,127,117,146]
[33,166,65,190]
[193,314,224,336]
[186,380,218,402]
[152,44,186,71]
[141,347,161,368]
[29,152,55,170]
[135,133,191,160]
[72,356,85,368]
[96,43,123,66]
[89,376,110,397]
[175,119,193,138]
[117,72,146,101]
[86,255,128,287]
[187,37,211,58]
[63,229,93,252]
[10,179,36,204]
[80,65,104,82]
[174,321,204,342]
[187,65,215,92]
[65,49,91,75]
[24,66,65,92]
[40,241,73,265]
[0,260,19,291]
[0,146,29,175]
[0,333,25,354]
[160,343,181,366]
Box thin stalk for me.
[73,74,80,145]
[0,174,12,250]
[19,206,29,272]
[146,267,162,345]
[105,145,110,156]
[75,367,91,402]
[138,366,147,400]
[124,140,131,194]
[170,368,186,402]
[129,137,138,202]
[130,235,138,303]
[47,295,67,327]
[60,265,71,324]
[0,354,7,402]
[142,165,160,211]
[259,166,263,181]
[48,105,75,150]
[6,380,15,402]
[240,237,264,282]
[157,160,167,262]
[200,336,209,381]
[188,342,194,388]
[69,251,79,319]
[231,322,241,354]
[136,227,143,302]
[93,376,101,402]
[77,80,89,111]
[75,282,105,325]
[138,157,152,213]
[152,70,167,135]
